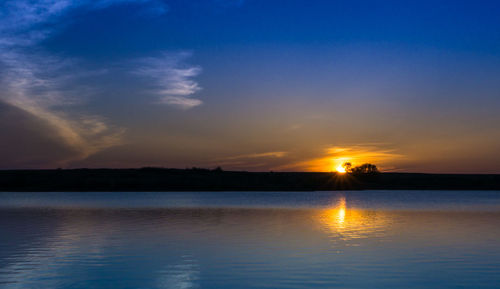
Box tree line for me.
[342,162,379,174]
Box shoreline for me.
[1,169,500,192]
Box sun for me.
[336,165,346,174]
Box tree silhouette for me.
[351,163,379,174]
[342,162,353,173]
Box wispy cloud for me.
[0,0,169,165]
[133,52,203,109]
[221,151,288,160]
[0,50,124,165]
[206,151,288,171]
[0,0,206,166]
[0,0,168,47]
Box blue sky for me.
[1,0,500,172]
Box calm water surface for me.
[1,191,500,288]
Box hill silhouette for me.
[1,168,500,191]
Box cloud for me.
[0,0,203,167]
[0,102,74,168]
[0,50,125,166]
[133,52,203,109]
[205,151,288,171]
[159,96,203,110]
[0,0,168,48]
[277,145,404,172]
[0,0,169,165]
[222,151,288,160]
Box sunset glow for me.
[2,1,500,289]
[1,0,499,174]
[274,146,402,172]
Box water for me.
[1,191,500,288]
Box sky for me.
[1,0,500,173]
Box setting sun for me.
[336,165,346,174]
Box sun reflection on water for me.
[336,197,346,225]
[317,196,390,242]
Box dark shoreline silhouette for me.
[1,168,500,191]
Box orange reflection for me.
[316,196,390,241]
[335,197,346,225]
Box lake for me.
[1,191,500,288]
